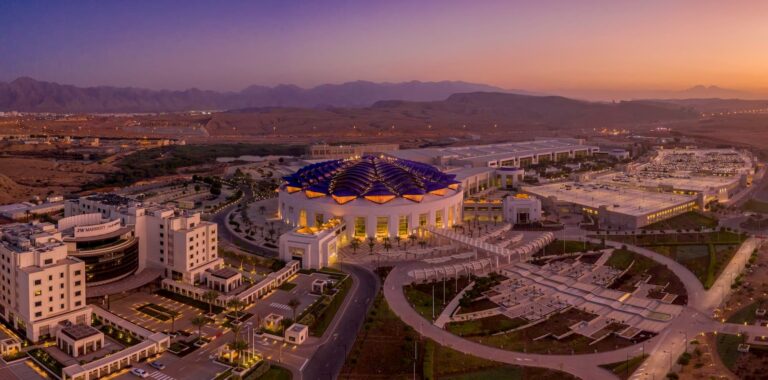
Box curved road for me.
[382,237,765,380]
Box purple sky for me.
[3,0,768,98]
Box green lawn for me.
[404,276,471,321]
[600,354,649,380]
[605,249,688,302]
[257,366,292,380]
[446,314,527,336]
[716,333,745,371]
[642,212,718,231]
[727,301,764,324]
[308,276,352,336]
[601,231,748,289]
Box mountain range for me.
[0,77,531,113]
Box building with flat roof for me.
[65,193,223,287]
[523,182,699,229]
[0,222,90,342]
[308,143,399,160]
[390,138,599,169]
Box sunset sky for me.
[2,0,768,99]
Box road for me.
[210,184,279,257]
[301,263,379,380]
[381,232,766,380]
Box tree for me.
[350,238,360,253]
[367,237,376,254]
[228,338,249,368]
[227,299,245,322]
[194,184,201,192]
[258,205,266,215]
[202,290,219,315]
[287,298,301,321]
[408,233,418,247]
[191,315,208,338]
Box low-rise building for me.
[285,323,308,345]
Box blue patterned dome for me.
[282,155,461,204]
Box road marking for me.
[299,358,309,371]
[150,371,176,380]
[270,302,291,311]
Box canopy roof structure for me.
[282,155,460,204]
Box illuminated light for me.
[448,183,460,190]
[304,190,326,198]
[403,194,424,202]
[364,195,395,204]
[332,195,356,205]
[286,186,301,193]
[429,188,448,196]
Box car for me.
[149,361,166,370]
[130,368,149,378]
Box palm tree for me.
[408,233,418,247]
[227,299,245,322]
[287,298,301,321]
[394,235,402,248]
[202,290,219,315]
[383,240,392,253]
[228,338,249,368]
[350,238,360,253]
[367,237,376,254]
[258,205,266,215]
[191,315,208,338]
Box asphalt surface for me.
[301,263,379,380]
[210,185,279,257]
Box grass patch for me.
[99,325,141,346]
[137,303,180,321]
[600,231,748,289]
[277,282,297,291]
[606,249,688,303]
[600,354,649,380]
[257,365,292,380]
[155,289,225,314]
[446,315,528,336]
[716,333,745,371]
[404,276,472,321]
[642,212,718,231]
[28,348,63,377]
[726,301,764,324]
[306,276,352,336]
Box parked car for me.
[130,368,149,378]
[149,361,166,370]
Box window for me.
[44,258,53,265]
[354,217,366,238]
[74,270,81,276]
[299,209,307,227]
[419,213,428,227]
[34,312,42,318]
[75,281,81,286]
[34,279,42,286]
[34,301,41,307]
[75,301,81,307]
[376,216,389,238]
[59,273,64,278]
[435,210,444,228]
[398,215,409,236]
[314,213,324,226]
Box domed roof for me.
[282,155,461,204]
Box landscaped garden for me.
[98,325,141,346]
[341,269,576,380]
[599,354,648,380]
[29,348,64,377]
[533,239,604,258]
[296,271,352,336]
[446,314,528,336]
[605,249,688,304]
[156,289,225,314]
[597,230,749,288]
[404,276,472,321]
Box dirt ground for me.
[678,334,737,380]
[0,157,111,202]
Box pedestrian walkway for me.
[150,371,176,380]
[270,302,291,311]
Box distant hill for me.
[204,92,699,138]
[0,77,525,113]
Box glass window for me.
[398,215,409,236]
[354,217,366,238]
[376,217,389,238]
[315,213,324,227]
[419,213,428,227]
[299,209,307,227]
[435,210,444,228]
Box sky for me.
[2,0,768,99]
